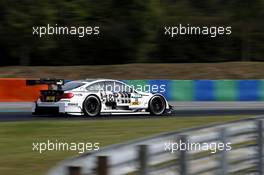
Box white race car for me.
[31,79,171,116]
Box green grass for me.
[2,62,264,79]
[0,116,251,175]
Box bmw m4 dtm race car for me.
[27,79,171,116]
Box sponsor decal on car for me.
[74,94,83,96]
[131,101,140,105]
[131,94,142,99]
[68,103,78,106]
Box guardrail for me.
[47,117,264,175]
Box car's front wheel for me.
[83,95,101,117]
[149,95,166,115]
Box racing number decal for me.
[100,93,117,102]
[100,92,131,104]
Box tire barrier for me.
[123,80,264,101]
[0,79,264,102]
[0,78,47,102]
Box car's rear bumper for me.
[33,101,83,115]
[32,102,66,114]
[33,106,60,114]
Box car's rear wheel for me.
[83,95,101,117]
[149,95,166,115]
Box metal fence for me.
[47,117,264,175]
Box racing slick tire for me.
[83,95,101,117]
[149,95,166,115]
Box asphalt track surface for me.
[1,110,264,122]
[1,102,264,121]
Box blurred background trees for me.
[0,0,263,66]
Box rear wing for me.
[26,78,64,90]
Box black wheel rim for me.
[151,97,165,114]
[86,98,99,115]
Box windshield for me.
[62,82,85,91]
